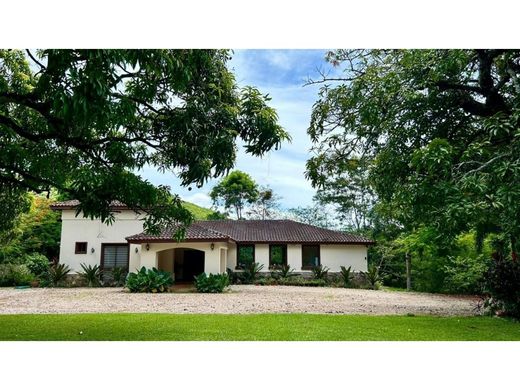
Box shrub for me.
[79,263,103,287]
[110,267,127,287]
[256,276,328,287]
[312,265,329,280]
[273,264,296,279]
[0,263,36,286]
[444,254,490,294]
[10,264,35,286]
[226,268,240,284]
[242,262,264,284]
[362,265,381,290]
[194,273,230,293]
[25,253,51,277]
[125,267,173,293]
[484,257,520,318]
[340,266,354,288]
[47,263,71,287]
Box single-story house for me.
[51,200,374,281]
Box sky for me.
[140,49,333,210]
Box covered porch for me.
[137,242,229,283]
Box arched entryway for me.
[156,247,205,283]
[174,248,205,282]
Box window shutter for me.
[103,245,129,269]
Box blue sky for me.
[141,49,332,210]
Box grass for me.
[0,313,518,341]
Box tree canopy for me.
[0,49,289,235]
[210,170,259,219]
[307,49,520,251]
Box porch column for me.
[140,244,158,269]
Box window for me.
[101,244,129,271]
[302,245,320,270]
[237,244,255,269]
[269,244,287,269]
[75,242,88,254]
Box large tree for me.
[246,185,281,220]
[0,49,289,236]
[210,170,259,219]
[307,50,520,253]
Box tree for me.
[0,49,289,236]
[246,185,281,220]
[287,203,337,229]
[307,49,520,252]
[210,170,259,219]
[0,193,61,262]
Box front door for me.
[175,249,205,282]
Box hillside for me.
[181,201,223,220]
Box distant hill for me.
[181,201,225,220]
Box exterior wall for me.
[227,243,237,269]
[287,244,302,271]
[58,209,143,273]
[320,245,368,272]
[254,244,270,270]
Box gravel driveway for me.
[0,285,479,316]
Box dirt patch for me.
[0,285,479,315]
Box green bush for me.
[125,267,173,293]
[47,263,71,287]
[25,253,51,277]
[256,276,328,287]
[0,264,35,286]
[194,273,230,293]
[312,265,329,280]
[79,263,103,287]
[444,254,490,294]
[484,256,520,318]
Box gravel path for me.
[0,286,479,316]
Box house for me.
[51,200,374,281]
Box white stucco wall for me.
[58,209,143,273]
[320,245,368,272]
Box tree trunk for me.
[405,252,412,291]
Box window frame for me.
[236,244,255,269]
[74,242,88,254]
[301,244,320,270]
[100,243,130,271]
[269,244,287,269]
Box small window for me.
[302,245,320,270]
[237,244,255,269]
[75,242,88,254]
[269,244,287,269]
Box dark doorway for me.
[174,249,205,282]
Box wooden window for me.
[101,243,129,271]
[269,244,287,269]
[302,245,320,270]
[75,242,88,254]
[237,244,255,269]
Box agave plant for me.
[48,263,71,287]
[110,266,127,287]
[79,263,103,287]
[340,265,354,288]
[362,265,381,290]
[274,264,296,279]
[242,262,264,284]
[312,265,330,280]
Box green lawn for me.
[0,313,518,341]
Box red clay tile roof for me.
[50,200,129,210]
[126,220,374,245]
[126,223,230,242]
